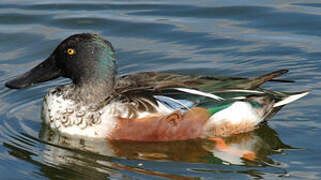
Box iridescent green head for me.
[5,33,117,89]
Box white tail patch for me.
[173,88,224,101]
[273,91,310,107]
[208,101,262,125]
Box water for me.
[0,0,320,179]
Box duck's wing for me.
[114,69,307,116]
[115,69,291,93]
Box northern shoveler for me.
[5,33,309,141]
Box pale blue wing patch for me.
[154,95,195,111]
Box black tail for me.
[235,69,289,89]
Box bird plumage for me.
[5,33,309,141]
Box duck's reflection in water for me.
[38,124,293,179]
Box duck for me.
[5,33,309,141]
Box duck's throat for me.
[73,78,115,104]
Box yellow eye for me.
[67,48,75,55]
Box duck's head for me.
[5,33,117,90]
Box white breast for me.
[42,90,118,138]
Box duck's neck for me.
[73,77,115,104]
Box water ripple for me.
[0,0,320,179]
